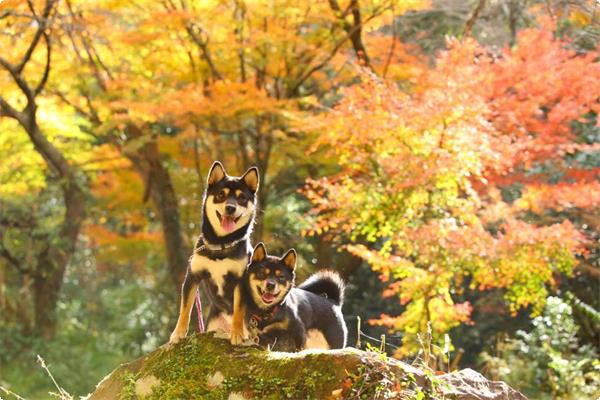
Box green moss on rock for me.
[135,334,355,399]
[88,333,525,400]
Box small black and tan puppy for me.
[236,242,347,351]
[170,161,259,345]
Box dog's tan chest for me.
[305,330,330,350]
[190,254,246,295]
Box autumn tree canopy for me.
[303,22,599,354]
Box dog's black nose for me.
[266,281,276,291]
[225,204,236,215]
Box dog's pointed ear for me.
[208,161,226,185]
[252,242,267,262]
[280,248,297,271]
[241,166,259,193]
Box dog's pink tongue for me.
[221,215,236,232]
[262,293,275,303]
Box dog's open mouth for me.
[258,287,279,305]
[216,211,241,233]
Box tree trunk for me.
[122,125,189,288]
[24,120,86,340]
[0,0,85,340]
[328,0,372,69]
[149,162,189,287]
[32,257,63,340]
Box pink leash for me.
[194,288,205,333]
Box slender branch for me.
[186,23,224,80]
[192,136,204,187]
[0,96,25,123]
[0,228,30,274]
[544,0,556,20]
[463,0,487,37]
[50,90,91,119]
[289,8,385,96]
[0,0,57,111]
[161,0,223,80]
[64,0,110,89]
[80,35,110,87]
[74,155,127,167]
[0,215,38,229]
[34,31,52,95]
[84,33,114,81]
[16,0,56,74]
[382,4,397,78]
[348,0,371,67]
[0,57,36,108]
[328,0,372,69]
[507,0,521,47]
[83,93,102,125]
[0,10,37,21]
[234,0,247,83]
[26,0,39,18]
[0,246,28,274]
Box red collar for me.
[251,305,280,322]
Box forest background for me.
[0,0,599,398]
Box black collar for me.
[196,235,246,251]
[250,304,282,325]
[193,235,249,260]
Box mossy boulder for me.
[86,333,526,399]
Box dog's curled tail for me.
[298,270,345,306]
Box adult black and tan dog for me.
[236,242,347,351]
[169,161,258,345]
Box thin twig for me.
[382,4,397,78]
[463,0,487,37]
[16,0,56,74]
[0,385,27,400]
[37,355,73,400]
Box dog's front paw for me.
[230,331,244,345]
[169,329,187,344]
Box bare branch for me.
[0,215,38,229]
[0,246,28,274]
[234,0,247,83]
[160,0,223,81]
[0,10,37,21]
[34,31,52,95]
[16,0,56,74]
[50,90,90,118]
[0,56,36,108]
[74,155,128,167]
[26,0,39,18]
[288,7,385,96]
[0,227,30,274]
[193,135,204,188]
[382,4,397,78]
[0,96,25,123]
[328,0,372,69]
[463,0,487,37]
[0,0,57,111]
[186,23,224,80]
[64,0,111,89]
[84,33,114,81]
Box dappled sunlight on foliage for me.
[482,296,600,399]
[303,25,597,354]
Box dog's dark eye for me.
[277,276,286,284]
[215,190,226,201]
[256,271,266,280]
[238,193,247,202]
